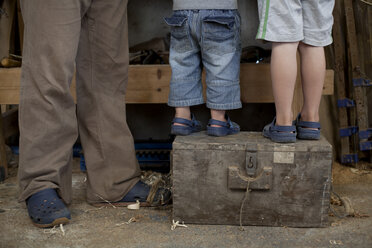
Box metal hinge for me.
[360,141,372,151]
[359,129,372,140]
[337,98,355,108]
[341,154,359,164]
[353,78,372,87]
[339,126,358,137]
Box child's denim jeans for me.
[165,9,242,110]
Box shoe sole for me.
[32,217,70,228]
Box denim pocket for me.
[202,16,240,55]
[164,15,193,53]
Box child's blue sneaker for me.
[263,117,296,143]
[207,115,240,137]
[26,188,71,228]
[294,114,321,140]
[171,113,202,136]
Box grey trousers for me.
[18,0,140,204]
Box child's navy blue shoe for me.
[263,117,296,143]
[294,114,321,140]
[171,113,202,136]
[26,188,71,228]
[207,115,240,137]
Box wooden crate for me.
[172,132,332,227]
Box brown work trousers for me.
[18,0,140,204]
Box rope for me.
[146,178,161,205]
[359,0,372,6]
[330,190,354,218]
[239,181,252,231]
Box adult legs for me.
[18,0,90,204]
[75,0,140,203]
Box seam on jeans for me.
[261,0,270,39]
[207,80,240,86]
[88,18,107,165]
[170,77,202,82]
[206,102,242,110]
[168,98,205,107]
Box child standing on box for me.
[165,0,241,137]
[257,0,335,143]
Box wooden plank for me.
[345,0,370,160]
[0,66,334,105]
[355,0,372,80]
[333,0,351,162]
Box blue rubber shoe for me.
[26,188,71,228]
[294,114,321,140]
[171,113,202,136]
[263,117,297,143]
[94,181,172,207]
[207,115,240,137]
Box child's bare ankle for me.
[210,110,226,127]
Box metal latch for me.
[245,152,257,177]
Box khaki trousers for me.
[18,0,140,204]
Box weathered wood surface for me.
[172,132,332,227]
[333,0,351,161]
[345,2,369,130]
[0,65,334,104]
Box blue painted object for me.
[359,129,372,140]
[73,145,83,158]
[339,126,358,137]
[79,142,172,172]
[341,154,359,164]
[80,154,86,172]
[353,78,372,87]
[337,98,355,108]
[10,146,19,155]
[360,141,372,151]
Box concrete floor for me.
[0,158,371,248]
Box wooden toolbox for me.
[172,132,332,227]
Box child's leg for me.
[270,42,299,126]
[298,42,326,123]
[173,107,191,126]
[201,10,242,135]
[210,109,226,127]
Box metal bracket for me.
[359,129,372,140]
[341,154,359,164]
[360,141,372,151]
[353,78,372,87]
[337,98,355,108]
[228,166,272,190]
[245,152,257,177]
[339,126,358,137]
